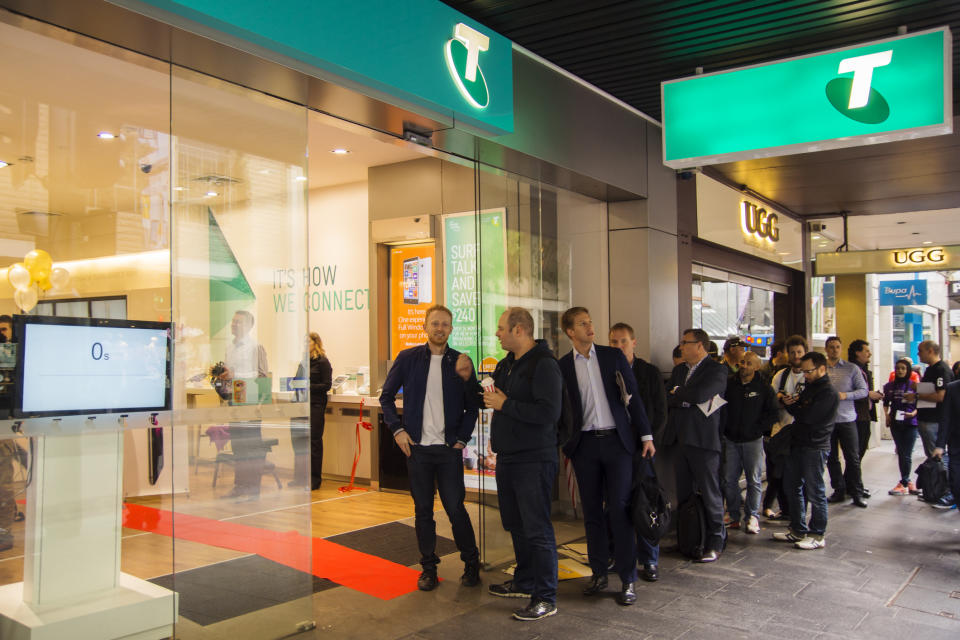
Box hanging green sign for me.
[443,210,507,372]
[662,27,952,168]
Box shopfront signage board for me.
[815,245,960,275]
[695,175,803,270]
[662,28,952,168]
[878,279,927,306]
[111,0,514,134]
[389,243,435,360]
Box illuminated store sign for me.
[816,245,960,275]
[110,0,515,134]
[662,27,952,168]
[741,201,779,242]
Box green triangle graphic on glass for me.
[207,206,255,336]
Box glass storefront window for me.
[692,272,774,351]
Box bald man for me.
[722,351,779,534]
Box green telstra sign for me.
[110,0,514,134]
[662,27,952,169]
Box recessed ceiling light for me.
[173,186,185,191]
[205,191,218,197]
[811,234,820,239]
[0,160,8,169]
[922,241,932,245]
[330,148,350,155]
[294,175,308,182]
[97,131,115,139]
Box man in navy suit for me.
[559,307,654,605]
[380,304,482,591]
[664,328,729,562]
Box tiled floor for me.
[309,439,960,640]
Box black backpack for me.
[915,457,948,503]
[630,458,671,543]
[676,493,707,559]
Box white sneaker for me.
[745,515,760,534]
[794,536,825,550]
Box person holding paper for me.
[557,308,653,606]
[664,328,729,563]
[906,341,953,459]
[882,359,919,496]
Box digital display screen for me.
[14,317,171,417]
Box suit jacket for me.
[664,356,729,452]
[559,344,651,457]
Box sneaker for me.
[763,508,779,519]
[512,600,557,621]
[888,483,908,496]
[794,536,825,550]
[488,580,532,599]
[931,494,958,510]
[745,515,760,534]
[906,481,919,495]
[772,531,806,543]
[461,561,481,587]
[723,513,740,530]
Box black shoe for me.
[617,582,637,606]
[827,491,845,504]
[697,550,719,563]
[512,600,557,621]
[850,496,868,508]
[582,573,608,596]
[640,563,659,582]
[861,488,871,499]
[461,561,481,587]
[287,480,307,488]
[488,580,531,599]
[417,570,438,591]
[310,483,322,491]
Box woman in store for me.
[292,333,333,490]
[883,358,919,496]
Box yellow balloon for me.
[37,275,53,291]
[7,262,31,291]
[24,249,53,282]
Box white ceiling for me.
[809,208,960,252]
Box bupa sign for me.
[662,27,952,168]
[879,280,927,306]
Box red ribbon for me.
[339,397,373,493]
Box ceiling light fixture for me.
[205,191,218,197]
[922,241,933,245]
[330,148,350,155]
[294,176,308,182]
[97,131,115,139]
[173,186,185,191]
[0,160,8,169]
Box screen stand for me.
[0,426,177,639]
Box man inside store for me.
[220,309,270,500]
[557,308,653,606]
[824,336,869,508]
[848,340,883,492]
[723,351,779,535]
[722,336,746,375]
[932,378,960,510]
[483,307,562,621]
[379,304,482,592]
[766,335,809,520]
[664,328,729,563]
[906,340,954,508]
[773,351,838,550]
[0,315,12,343]
[609,321,666,582]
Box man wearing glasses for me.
[773,352,839,550]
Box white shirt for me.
[226,334,269,379]
[420,354,445,445]
[574,345,616,431]
[771,368,805,426]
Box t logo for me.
[445,23,491,109]
[826,50,893,123]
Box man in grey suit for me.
[664,328,729,562]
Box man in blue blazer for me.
[664,328,729,562]
[380,305,482,591]
[559,307,654,606]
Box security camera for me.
[140,163,153,174]
[413,217,422,223]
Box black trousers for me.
[231,420,264,493]
[292,401,326,488]
[762,440,790,516]
[406,445,479,571]
[856,419,871,460]
[827,421,863,498]
[674,444,725,553]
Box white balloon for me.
[8,263,31,291]
[49,266,70,289]
[14,286,38,312]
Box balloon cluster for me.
[7,249,71,312]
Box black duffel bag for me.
[630,457,671,544]
[915,456,948,503]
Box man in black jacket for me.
[723,351,779,535]
[848,340,883,491]
[380,305,482,591]
[933,378,960,509]
[773,352,839,550]
[665,328,729,562]
[483,307,562,621]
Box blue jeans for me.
[496,459,559,604]
[406,445,479,570]
[723,438,764,521]
[889,424,918,486]
[785,447,829,537]
[918,421,939,458]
